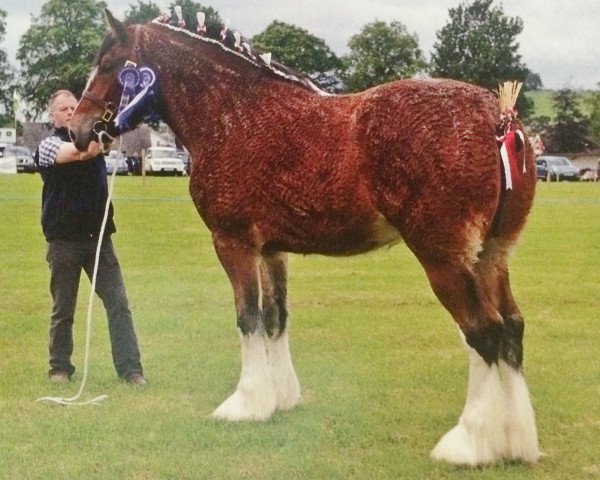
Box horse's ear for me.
[105,9,128,45]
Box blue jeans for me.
[46,238,143,378]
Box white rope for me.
[37,137,120,406]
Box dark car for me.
[125,155,142,175]
[535,155,580,182]
[4,145,37,173]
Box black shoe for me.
[124,373,147,386]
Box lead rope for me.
[37,135,121,406]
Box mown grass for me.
[1,174,599,479]
[526,89,595,119]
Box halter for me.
[84,26,160,145]
[82,91,116,126]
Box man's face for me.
[51,94,78,129]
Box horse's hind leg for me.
[424,254,540,465]
[210,234,277,421]
[483,240,541,463]
[260,252,301,411]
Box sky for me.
[2,0,599,90]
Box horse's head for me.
[71,10,147,151]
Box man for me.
[35,90,146,385]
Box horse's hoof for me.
[431,423,542,465]
[275,375,302,411]
[277,391,301,411]
[211,390,276,421]
[431,424,483,466]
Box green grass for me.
[1,175,599,479]
[526,89,595,119]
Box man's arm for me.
[38,136,103,168]
[55,140,102,164]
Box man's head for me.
[49,90,77,129]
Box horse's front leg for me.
[211,234,277,421]
[260,252,301,411]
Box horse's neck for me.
[145,32,307,159]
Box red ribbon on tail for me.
[499,129,525,190]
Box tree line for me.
[0,0,598,153]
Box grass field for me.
[1,174,599,479]
[525,89,595,119]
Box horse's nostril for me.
[69,129,76,143]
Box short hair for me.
[49,90,77,113]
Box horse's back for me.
[353,79,534,259]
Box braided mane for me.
[152,20,332,96]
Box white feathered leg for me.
[212,330,277,421]
[267,329,301,411]
[431,343,541,465]
[498,361,541,462]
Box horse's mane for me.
[150,19,332,97]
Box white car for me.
[145,146,185,176]
[7,146,36,173]
[0,146,17,174]
[105,150,130,175]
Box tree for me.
[588,84,600,145]
[17,0,108,117]
[124,0,161,24]
[166,0,221,31]
[123,1,221,28]
[525,72,543,91]
[430,0,533,116]
[527,114,551,144]
[342,20,425,93]
[0,9,16,127]
[252,21,342,90]
[546,89,592,152]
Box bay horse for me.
[70,11,541,465]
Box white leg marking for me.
[431,344,541,465]
[267,329,301,411]
[498,361,542,462]
[212,330,277,421]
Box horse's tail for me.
[490,121,536,239]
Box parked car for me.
[2,145,36,173]
[0,147,17,174]
[105,150,130,175]
[125,155,142,175]
[177,148,191,175]
[535,155,580,182]
[145,146,185,176]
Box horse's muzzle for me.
[69,115,97,151]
